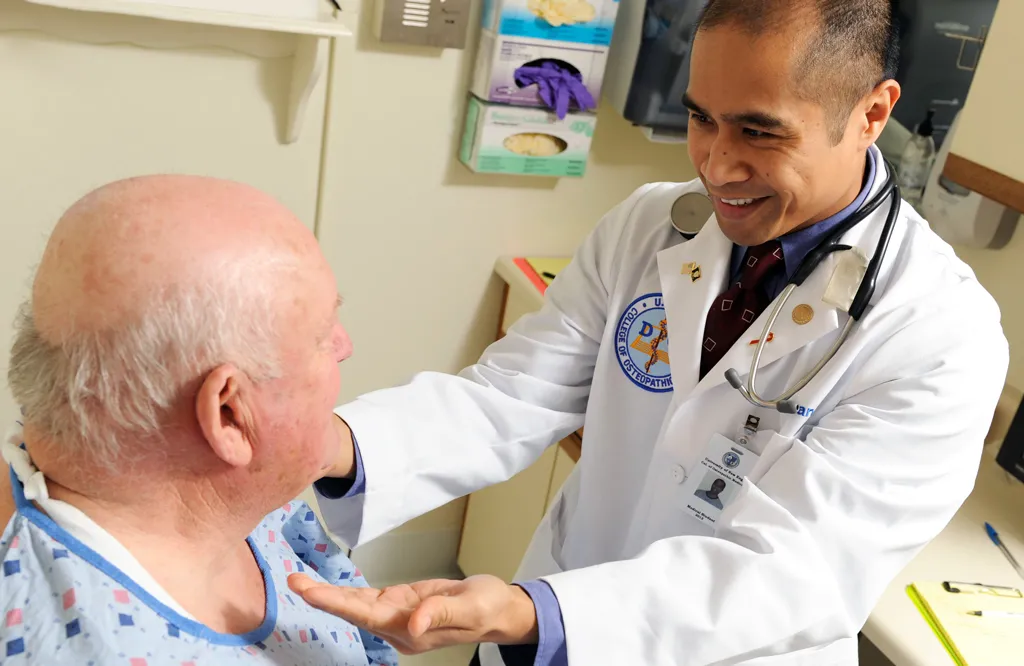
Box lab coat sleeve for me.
[316,185,659,547]
[314,435,366,499]
[541,281,1009,665]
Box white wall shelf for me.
[17,0,353,143]
[24,0,351,37]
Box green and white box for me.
[459,95,596,177]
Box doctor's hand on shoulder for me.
[320,414,358,479]
[288,573,538,655]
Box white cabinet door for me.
[457,446,558,583]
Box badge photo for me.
[692,470,737,511]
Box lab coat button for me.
[671,465,687,484]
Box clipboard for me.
[907,581,1024,665]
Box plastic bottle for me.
[897,108,937,208]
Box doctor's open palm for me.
[288,572,539,654]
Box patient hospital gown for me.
[0,474,399,666]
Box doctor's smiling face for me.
[685,0,901,247]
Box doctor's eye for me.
[743,127,773,138]
[688,112,712,126]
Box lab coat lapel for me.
[691,251,842,398]
[659,145,894,402]
[690,149,894,399]
[656,218,732,399]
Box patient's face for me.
[252,257,352,498]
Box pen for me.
[985,522,1024,580]
[967,610,1024,618]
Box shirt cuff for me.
[509,580,568,666]
[313,433,366,499]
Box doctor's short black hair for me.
[696,0,900,144]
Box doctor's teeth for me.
[722,198,756,206]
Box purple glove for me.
[514,62,596,119]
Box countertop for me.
[863,454,1024,664]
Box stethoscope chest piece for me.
[671,192,715,238]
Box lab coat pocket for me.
[744,431,796,486]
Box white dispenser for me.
[920,112,1019,249]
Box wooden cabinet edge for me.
[943,152,1024,214]
[495,283,510,342]
[561,430,582,463]
[456,273,582,567]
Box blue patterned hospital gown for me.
[0,473,399,666]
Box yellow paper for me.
[525,257,571,286]
[907,581,1024,665]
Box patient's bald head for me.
[32,176,318,341]
[10,176,349,497]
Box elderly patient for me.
[0,176,398,665]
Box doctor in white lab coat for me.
[289,1,1009,664]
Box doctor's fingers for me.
[408,576,523,642]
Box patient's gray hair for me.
[8,256,297,467]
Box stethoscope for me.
[670,160,901,414]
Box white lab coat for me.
[320,146,1008,665]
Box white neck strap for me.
[3,423,50,502]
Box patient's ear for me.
[196,364,256,467]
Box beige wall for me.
[956,234,1024,390]
[2,0,1020,573]
[949,0,1024,388]
[0,4,327,431]
[0,2,692,543]
[315,4,694,535]
[949,0,1024,183]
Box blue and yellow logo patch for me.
[615,293,673,393]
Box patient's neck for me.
[35,441,272,635]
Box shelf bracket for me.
[286,34,330,144]
[17,0,348,145]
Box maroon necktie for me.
[700,241,786,380]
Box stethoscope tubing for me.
[725,161,901,412]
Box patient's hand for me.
[288,573,538,655]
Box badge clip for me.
[736,414,760,447]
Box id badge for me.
[678,433,760,526]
